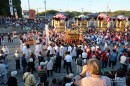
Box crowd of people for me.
[0,16,48,30]
[0,18,130,86]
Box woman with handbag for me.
[23,67,36,86]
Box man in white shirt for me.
[120,53,127,69]
[54,44,59,54]
[47,44,54,56]
[1,45,9,55]
[59,46,64,58]
[68,45,72,53]
[82,51,88,60]
[64,51,73,74]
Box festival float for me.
[97,13,108,31]
[51,13,67,32]
[64,29,84,45]
[74,14,89,32]
[116,15,127,32]
[26,32,35,45]
[51,14,84,44]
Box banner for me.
[45,24,49,44]
[9,0,14,16]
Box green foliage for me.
[39,10,130,19]
[65,11,81,18]
[0,0,22,17]
[13,0,22,17]
[0,0,10,16]
[108,10,130,17]
[38,10,59,16]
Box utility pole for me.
[82,8,84,14]
[107,4,109,15]
[37,9,38,18]
[44,0,46,19]
[28,0,30,10]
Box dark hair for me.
[22,53,25,57]
[126,76,130,86]
[116,69,125,77]
[52,78,57,84]
[63,77,67,83]
[67,51,70,54]
[66,78,71,83]
[126,72,130,77]
[26,67,32,72]
[113,49,116,52]
[39,51,42,55]
[104,72,111,78]
[56,78,63,86]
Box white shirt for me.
[65,55,72,62]
[91,46,96,52]
[55,46,59,53]
[59,48,64,57]
[47,60,53,70]
[82,52,88,59]
[65,82,73,86]
[120,55,127,64]
[1,46,9,54]
[68,46,72,52]
[48,46,54,55]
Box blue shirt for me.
[109,52,117,61]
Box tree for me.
[13,0,22,17]
[38,10,59,16]
[0,0,10,16]
[65,11,80,18]
[0,0,22,17]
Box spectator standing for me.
[38,62,47,85]
[0,60,8,84]
[64,51,73,74]
[7,71,17,86]
[80,59,111,86]
[7,33,12,43]
[38,51,44,65]
[55,53,62,73]
[14,50,20,70]
[76,55,83,74]
[27,58,35,74]
[21,53,27,73]
[47,58,53,77]
[109,49,118,69]
[23,67,36,86]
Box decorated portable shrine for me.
[97,13,108,31]
[62,29,84,45]
[115,15,128,32]
[74,14,89,32]
[51,13,67,32]
[25,33,35,45]
[96,13,130,32]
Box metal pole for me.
[82,8,83,14]
[107,4,108,15]
[44,0,46,19]
[37,9,38,18]
[28,0,30,10]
